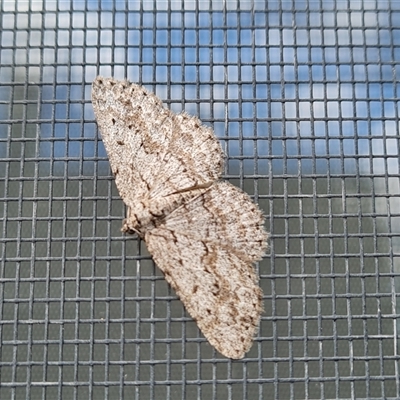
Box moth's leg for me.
[122,206,137,234]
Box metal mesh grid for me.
[1,0,400,399]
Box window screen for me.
[0,1,400,399]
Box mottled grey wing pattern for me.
[153,181,266,263]
[91,76,268,359]
[91,77,224,210]
[146,181,266,359]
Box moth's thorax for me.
[122,192,191,237]
[122,201,162,238]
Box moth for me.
[91,77,268,359]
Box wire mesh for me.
[0,0,400,399]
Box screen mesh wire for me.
[0,1,400,399]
